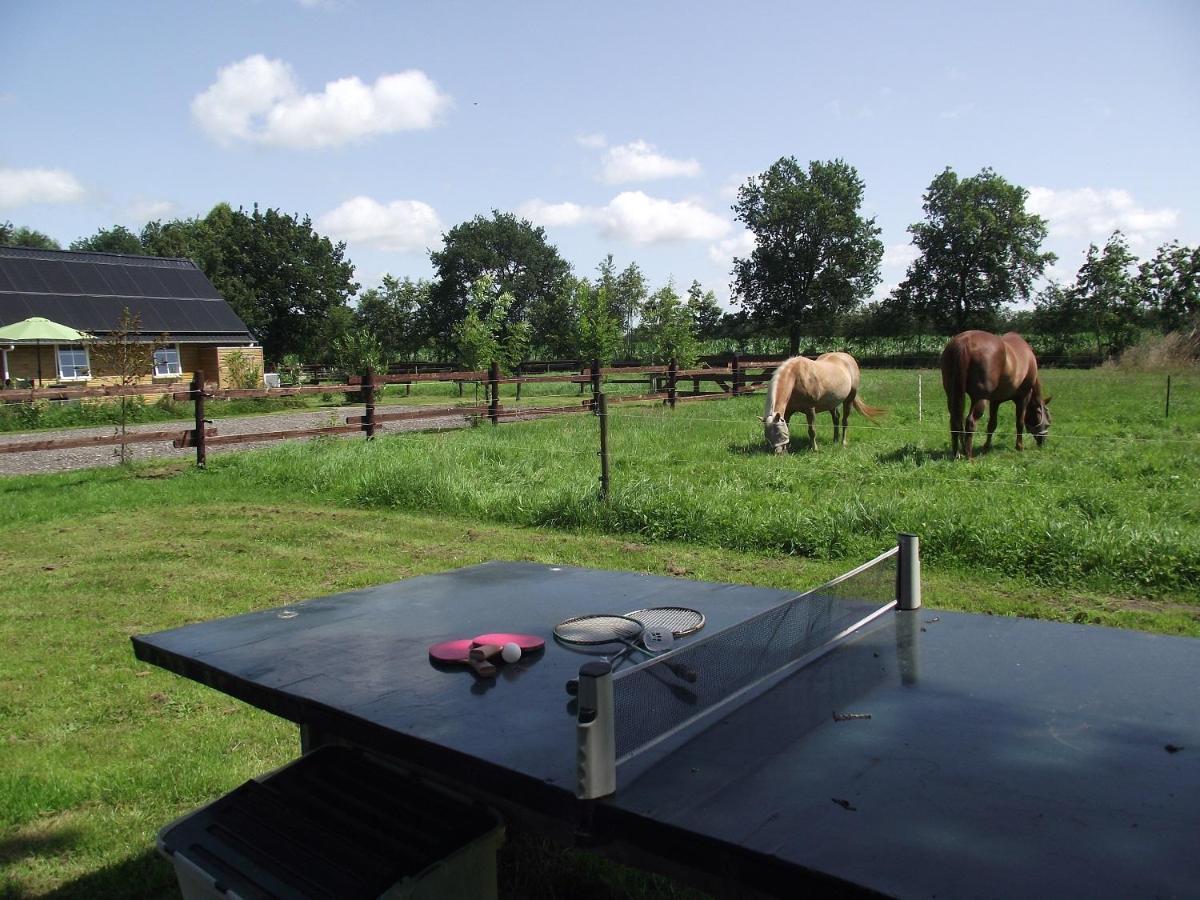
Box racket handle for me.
[467,656,497,677]
[565,678,579,696]
[469,643,502,662]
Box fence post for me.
[917,373,923,423]
[598,392,610,500]
[897,533,921,610]
[192,369,207,469]
[667,357,678,409]
[591,357,602,414]
[1165,375,1172,419]
[489,361,500,425]
[515,362,522,403]
[363,368,376,440]
[730,352,742,397]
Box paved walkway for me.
[0,405,470,476]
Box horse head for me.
[1025,393,1052,446]
[759,412,790,454]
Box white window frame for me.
[153,343,183,378]
[56,344,90,381]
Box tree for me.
[454,276,530,374]
[428,211,573,355]
[355,275,430,360]
[893,166,1055,332]
[0,221,60,249]
[1067,231,1143,356]
[732,158,883,355]
[641,282,700,366]
[70,225,145,255]
[575,279,623,365]
[527,280,580,358]
[686,280,723,340]
[1139,241,1199,333]
[88,308,157,463]
[142,204,358,363]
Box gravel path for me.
[0,405,471,476]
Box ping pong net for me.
[576,545,901,799]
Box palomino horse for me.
[940,330,1051,460]
[761,352,884,453]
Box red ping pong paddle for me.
[428,633,544,677]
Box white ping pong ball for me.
[501,642,522,663]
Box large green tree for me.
[0,221,60,249]
[141,204,357,362]
[70,225,145,255]
[1064,231,1143,356]
[892,166,1055,332]
[355,275,431,360]
[732,157,883,355]
[575,279,623,365]
[641,282,700,366]
[428,211,572,355]
[1139,240,1199,333]
[686,280,723,340]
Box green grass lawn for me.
[2,367,1197,898]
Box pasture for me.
[1,366,1197,898]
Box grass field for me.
[2,367,1197,898]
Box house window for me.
[57,345,90,381]
[154,344,182,377]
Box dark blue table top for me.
[134,561,1200,898]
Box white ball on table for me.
[501,642,522,663]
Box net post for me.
[576,661,616,799]
[897,533,921,610]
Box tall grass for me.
[218,369,1200,597]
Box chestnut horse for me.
[940,331,1051,459]
[761,352,884,453]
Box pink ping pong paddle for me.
[428,633,544,677]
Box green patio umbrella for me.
[0,316,91,387]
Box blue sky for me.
[2,0,1197,308]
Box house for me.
[0,245,262,388]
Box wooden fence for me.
[0,357,781,469]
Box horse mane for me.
[765,357,792,418]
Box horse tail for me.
[853,396,886,421]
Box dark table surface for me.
[134,561,1200,898]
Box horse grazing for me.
[761,352,884,453]
[940,330,1051,460]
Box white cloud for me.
[317,196,443,252]
[517,199,588,227]
[707,230,756,265]
[575,132,607,148]
[882,242,918,269]
[123,198,175,224]
[0,167,85,207]
[601,140,701,184]
[517,191,730,245]
[598,191,729,243]
[1027,186,1178,245]
[192,54,451,149]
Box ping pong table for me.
[132,543,1200,898]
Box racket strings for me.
[554,614,644,645]
[628,607,705,637]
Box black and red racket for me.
[428,632,544,678]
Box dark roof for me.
[0,246,254,344]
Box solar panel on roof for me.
[4,259,50,293]
[180,269,221,299]
[97,265,139,297]
[69,264,112,295]
[36,260,83,295]
[128,267,169,297]
[154,268,196,299]
[0,267,16,293]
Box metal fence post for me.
[598,392,610,500]
[363,368,376,440]
[591,357,602,414]
[917,373,923,423]
[489,361,500,425]
[897,533,921,610]
[1166,374,1172,419]
[192,369,207,469]
[515,362,522,403]
[667,357,677,409]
